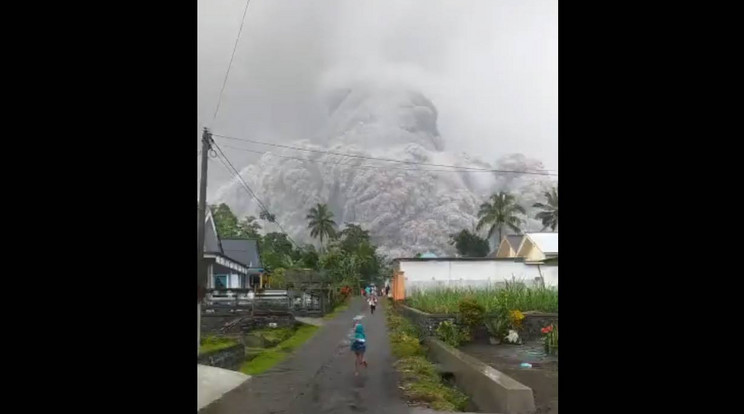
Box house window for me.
[214,275,228,289]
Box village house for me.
[391,233,558,300]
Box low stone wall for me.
[520,312,558,342]
[426,338,535,414]
[399,304,557,342]
[397,304,456,337]
[198,344,245,371]
[202,313,297,334]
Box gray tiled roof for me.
[221,239,262,268]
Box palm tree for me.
[476,192,526,244]
[306,203,337,249]
[533,186,558,232]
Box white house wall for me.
[541,266,558,288]
[398,260,558,295]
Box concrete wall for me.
[426,338,535,414]
[397,260,558,294]
[398,304,456,337]
[520,312,558,342]
[198,343,245,371]
[540,265,558,288]
[400,305,557,342]
[202,313,297,334]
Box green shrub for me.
[458,297,485,334]
[484,317,507,343]
[435,320,470,347]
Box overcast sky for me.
[198,0,557,191]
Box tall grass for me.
[406,284,558,314]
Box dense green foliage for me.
[449,229,490,257]
[209,203,390,290]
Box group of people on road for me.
[351,282,392,375]
[362,284,387,315]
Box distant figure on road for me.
[365,286,371,297]
[368,295,377,315]
[385,284,390,297]
[351,321,368,376]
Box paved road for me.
[201,297,411,414]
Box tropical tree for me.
[210,203,240,238]
[298,244,320,269]
[210,204,262,240]
[237,215,262,239]
[306,203,337,248]
[476,192,526,244]
[450,229,490,257]
[260,232,299,271]
[338,223,371,253]
[533,186,558,232]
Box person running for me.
[368,294,377,315]
[351,321,368,376]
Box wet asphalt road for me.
[201,297,411,414]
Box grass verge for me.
[384,299,469,411]
[251,326,295,346]
[322,300,350,320]
[199,335,238,354]
[240,324,319,375]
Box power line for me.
[211,148,301,248]
[210,140,304,250]
[212,145,270,213]
[220,143,540,174]
[212,133,557,176]
[211,0,252,124]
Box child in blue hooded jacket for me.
[351,321,368,375]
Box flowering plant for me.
[509,310,525,330]
[541,324,558,355]
[505,329,520,344]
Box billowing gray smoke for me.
[213,85,555,258]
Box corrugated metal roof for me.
[525,233,558,254]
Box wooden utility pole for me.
[197,127,212,355]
